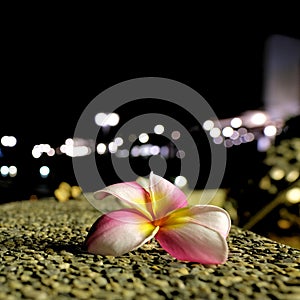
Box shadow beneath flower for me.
[1,235,90,256]
[45,241,88,255]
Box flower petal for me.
[135,176,150,191]
[149,172,188,219]
[188,205,231,237]
[94,181,153,219]
[84,208,157,256]
[155,207,229,264]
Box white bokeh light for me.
[0,166,9,176]
[108,142,118,153]
[1,136,17,147]
[94,112,107,126]
[40,166,50,178]
[106,113,120,126]
[32,147,42,158]
[97,143,106,154]
[250,112,267,126]
[95,112,119,127]
[231,117,242,128]
[154,124,165,134]
[203,120,214,131]
[9,166,17,177]
[150,145,160,155]
[264,125,277,137]
[114,137,124,146]
[139,133,149,143]
[174,176,188,188]
[210,127,221,138]
[222,126,234,138]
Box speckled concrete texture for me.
[1,197,300,299]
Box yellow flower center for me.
[152,216,168,227]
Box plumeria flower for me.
[84,172,231,264]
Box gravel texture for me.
[1,197,300,300]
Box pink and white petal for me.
[156,222,229,264]
[188,205,231,238]
[84,208,156,256]
[149,172,188,219]
[94,181,153,219]
[135,176,150,192]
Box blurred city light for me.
[171,130,181,140]
[202,120,214,131]
[139,133,149,143]
[108,142,118,154]
[174,175,188,188]
[0,166,9,177]
[154,124,165,134]
[95,112,120,127]
[1,136,17,147]
[231,117,242,128]
[8,166,17,177]
[114,137,124,146]
[286,188,300,204]
[96,143,106,155]
[40,166,50,178]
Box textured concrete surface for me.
[1,197,300,299]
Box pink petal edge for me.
[156,221,229,264]
[188,205,231,238]
[84,208,156,256]
[149,172,188,219]
[93,181,153,219]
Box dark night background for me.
[1,10,300,202]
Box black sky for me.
[1,8,300,201]
[1,17,300,146]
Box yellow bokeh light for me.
[259,176,271,190]
[269,167,285,180]
[286,187,300,204]
[277,219,291,229]
[286,170,299,182]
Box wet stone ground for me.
[0,197,300,300]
